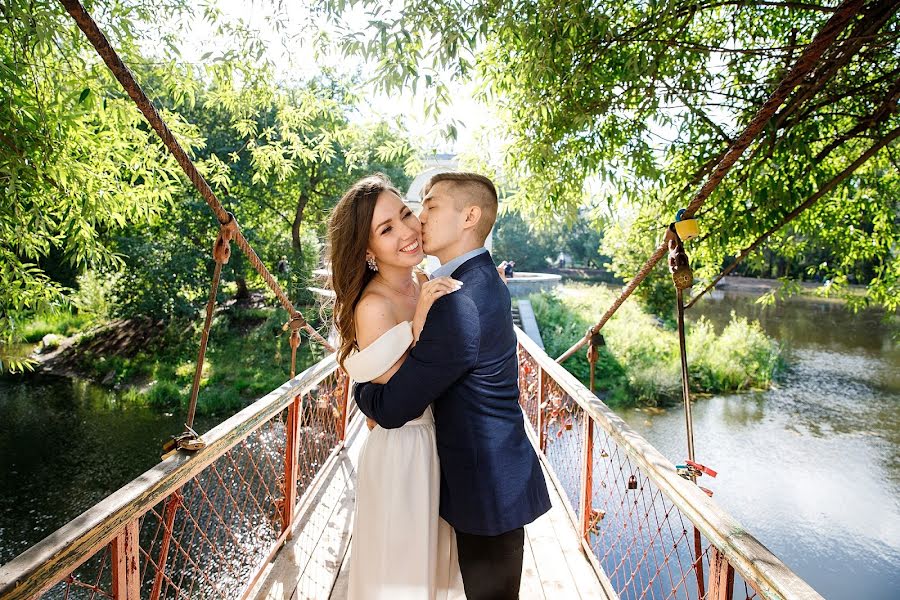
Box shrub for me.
[196,386,243,416]
[72,270,120,321]
[529,284,782,406]
[20,310,92,343]
[146,380,183,409]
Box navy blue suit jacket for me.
[354,251,551,535]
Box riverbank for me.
[10,302,324,418]
[712,274,868,297]
[530,283,784,406]
[616,290,900,600]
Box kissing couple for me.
[327,172,551,599]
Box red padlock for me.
[686,460,717,478]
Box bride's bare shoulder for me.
[354,289,401,350]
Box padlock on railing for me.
[675,460,717,497]
[666,227,694,290]
[665,209,699,290]
[673,208,699,241]
[587,508,606,535]
[161,424,206,460]
[686,459,717,478]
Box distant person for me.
[504,260,515,279]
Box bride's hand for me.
[412,277,462,341]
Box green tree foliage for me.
[1,0,197,352]
[323,0,900,312]
[113,69,416,319]
[491,211,557,270]
[492,209,609,271]
[1,0,418,364]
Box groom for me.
[354,172,551,599]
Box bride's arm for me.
[354,293,408,385]
[411,277,462,343]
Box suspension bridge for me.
[1,0,891,598]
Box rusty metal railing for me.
[517,329,823,600]
[2,334,825,600]
[0,356,350,600]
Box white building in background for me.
[404,154,493,272]
[404,153,458,212]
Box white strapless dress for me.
[344,322,465,600]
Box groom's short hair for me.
[424,172,498,243]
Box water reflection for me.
[617,292,900,600]
[0,376,217,563]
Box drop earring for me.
[366,255,378,272]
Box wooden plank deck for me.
[250,416,612,600]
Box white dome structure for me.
[403,155,493,274]
[403,154,458,210]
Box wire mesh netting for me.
[34,367,349,600]
[517,342,763,600]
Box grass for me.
[20,310,95,343]
[530,284,783,406]
[76,306,326,417]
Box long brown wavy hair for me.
[327,173,402,369]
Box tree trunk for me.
[235,276,249,299]
[292,193,310,256]
[232,252,249,299]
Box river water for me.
[616,292,899,600]
[0,378,218,564]
[1,293,898,599]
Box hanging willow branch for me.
[57,0,333,352]
[685,124,900,309]
[556,0,868,364]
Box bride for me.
[327,173,466,599]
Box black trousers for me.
[456,527,525,600]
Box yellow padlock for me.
[674,218,699,240]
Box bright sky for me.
[176,0,499,158]
[150,0,702,217]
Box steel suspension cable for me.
[556,0,867,364]
[58,0,333,353]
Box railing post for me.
[708,547,735,600]
[149,490,182,600]
[282,394,301,536]
[579,413,595,543]
[339,371,351,443]
[580,335,600,541]
[111,519,140,600]
[537,367,547,452]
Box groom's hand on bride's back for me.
[355,293,481,429]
